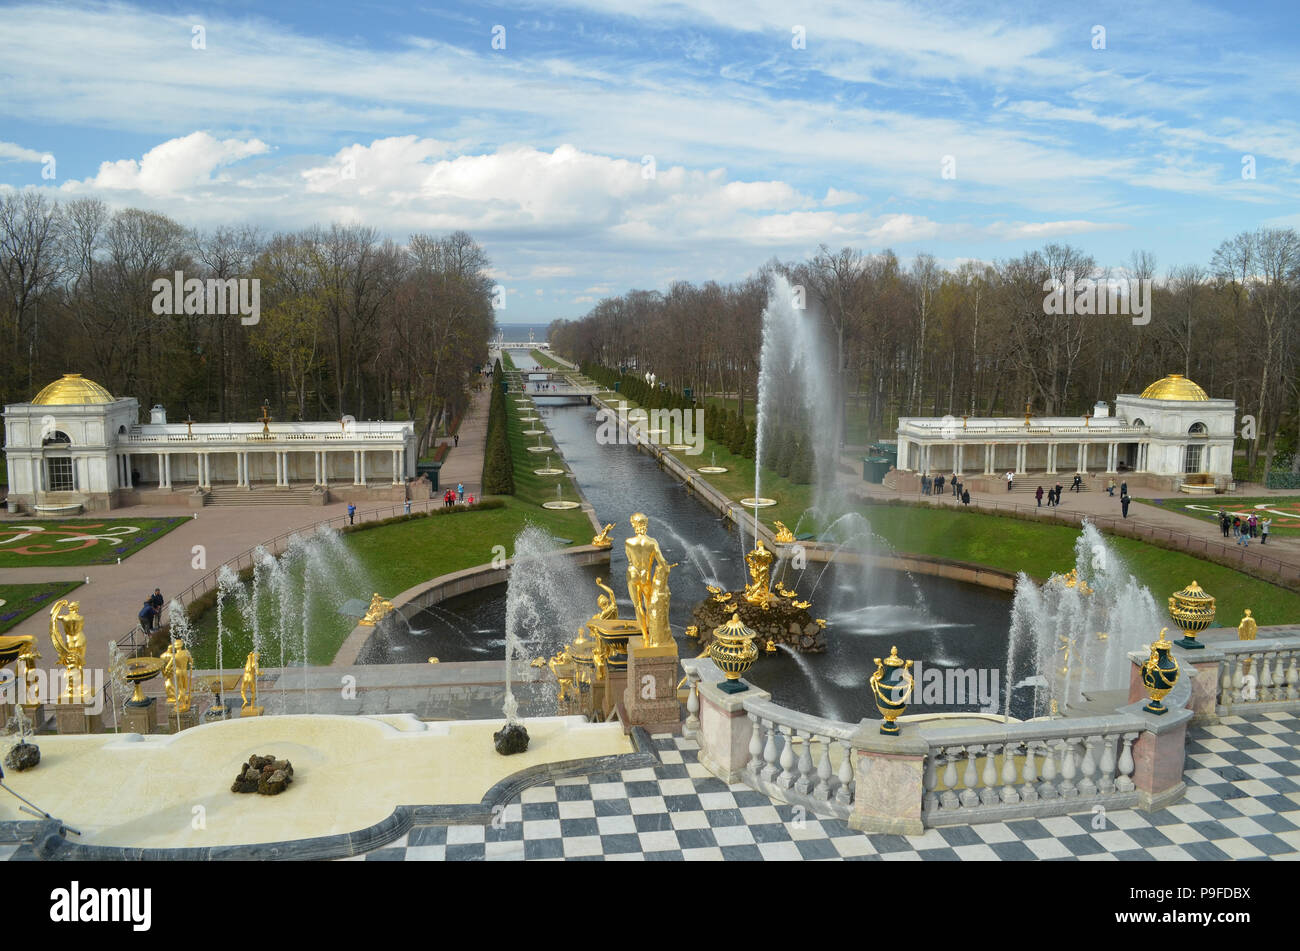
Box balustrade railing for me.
[1215,639,1300,711]
[919,718,1143,826]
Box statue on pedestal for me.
[48,599,88,702]
[626,512,672,644]
[743,539,774,606]
[161,638,194,712]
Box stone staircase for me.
[205,485,319,506]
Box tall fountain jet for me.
[753,274,845,523]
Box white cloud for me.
[0,141,45,163]
[71,132,270,197]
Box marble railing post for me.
[847,723,927,836]
[695,679,771,783]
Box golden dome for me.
[1139,374,1208,401]
[31,374,115,405]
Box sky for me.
[1,0,1297,322]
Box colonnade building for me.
[3,374,417,513]
[894,374,1237,493]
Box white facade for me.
[4,376,418,512]
[895,375,1236,487]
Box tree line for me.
[549,230,1300,478]
[0,191,495,458]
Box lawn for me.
[0,516,189,567]
[1139,496,1300,537]
[0,580,84,633]
[188,496,597,667]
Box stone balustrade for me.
[1215,638,1300,714]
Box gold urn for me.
[709,613,758,695]
[123,656,164,706]
[1168,580,1215,650]
[1140,629,1181,715]
[869,646,915,735]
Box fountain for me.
[1004,521,1160,718]
[534,454,566,477]
[698,450,727,474]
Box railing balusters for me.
[1059,739,1079,798]
[1098,733,1117,795]
[1078,735,1098,797]
[1038,741,1059,800]
[940,749,960,810]
[836,739,854,806]
[813,735,833,801]
[1116,732,1137,792]
[761,719,780,783]
[979,744,999,805]
[959,747,980,808]
[794,730,815,795]
[746,714,765,777]
[923,752,940,813]
[1020,744,1038,802]
[778,727,798,789]
[1000,741,1020,804]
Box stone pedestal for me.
[1125,702,1193,811]
[158,704,200,733]
[602,667,627,721]
[20,704,45,734]
[847,724,928,836]
[122,698,156,735]
[621,637,681,735]
[53,703,103,735]
[696,680,770,782]
[239,705,264,718]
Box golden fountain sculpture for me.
[1238,609,1258,641]
[160,637,194,713]
[773,521,796,544]
[590,523,614,549]
[743,538,775,606]
[359,592,395,627]
[709,613,759,693]
[48,598,89,702]
[240,651,262,714]
[625,512,674,649]
[1169,580,1215,650]
[17,637,40,706]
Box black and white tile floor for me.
[348,709,1300,861]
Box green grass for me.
[0,516,189,567]
[188,497,597,667]
[0,580,84,633]
[527,349,568,370]
[1139,496,1300,537]
[856,501,1300,625]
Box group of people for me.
[919,472,971,506]
[443,482,473,507]
[137,587,164,632]
[1220,509,1270,545]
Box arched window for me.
[42,430,71,446]
[1188,421,1207,435]
[118,425,127,435]
[1132,418,1145,427]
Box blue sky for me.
[1,0,1297,321]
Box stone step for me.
[205,487,318,506]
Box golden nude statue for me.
[743,539,774,605]
[240,651,261,709]
[17,638,40,705]
[644,560,677,649]
[773,521,795,543]
[625,512,671,641]
[1238,608,1258,641]
[359,592,394,626]
[49,599,88,702]
[160,637,194,712]
[548,646,574,701]
[591,523,614,549]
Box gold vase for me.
[1168,581,1215,650]
[1140,629,1180,715]
[869,646,914,735]
[709,613,758,694]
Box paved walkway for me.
[332,710,1300,861]
[434,372,491,499]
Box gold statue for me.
[712,590,733,604]
[240,651,261,709]
[743,539,774,605]
[48,599,88,702]
[792,599,811,610]
[17,638,40,705]
[591,523,614,549]
[548,646,574,701]
[685,624,699,639]
[644,560,677,649]
[625,512,671,640]
[359,592,394,626]
[773,521,795,543]
[1238,608,1257,641]
[160,638,194,712]
[593,577,619,621]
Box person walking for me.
[404,498,411,515]
[1220,513,1231,538]
[1107,478,1116,497]
[1005,470,1014,492]
[347,502,356,525]
[1071,474,1082,493]
[1238,521,1250,546]
[453,433,459,448]
[1262,518,1271,544]
[1035,485,1044,507]
[961,488,970,506]
[457,482,465,503]
[1232,516,1241,539]
[1120,481,1128,497]
[1053,482,1063,506]
[1248,513,1258,538]
[935,474,945,496]
[951,473,959,497]
[1121,494,1131,519]
[149,588,164,630]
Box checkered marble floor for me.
[350,710,1300,861]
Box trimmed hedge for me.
[482,358,515,494]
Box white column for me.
[156,452,164,487]
[1077,443,1087,474]
[164,454,172,488]
[392,449,401,484]
[983,443,992,475]
[1017,443,1026,474]
[276,452,284,486]
[313,451,320,485]
[359,450,367,486]
[898,438,909,471]
[1047,443,1056,474]
[1107,443,1117,473]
